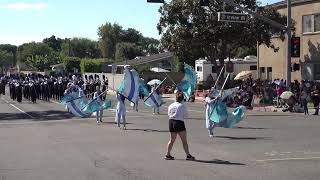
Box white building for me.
[195,56,258,83]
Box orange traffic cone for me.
[195,89,199,97]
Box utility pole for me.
[286,0,292,88]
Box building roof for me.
[114,52,173,66]
[269,0,319,8]
[50,63,65,68]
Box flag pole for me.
[219,73,230,97]
[212,66,225,90]
[144,78,167,102]
[208,73,230,118]
[164,72,176,86]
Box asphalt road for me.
[0,91,319,180]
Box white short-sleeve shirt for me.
[168,102,188,122]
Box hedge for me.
[80,58,113,73]
[63,57,81,73]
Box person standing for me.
[16,82,23,103]
[132,99,139,112]
[94,86,103,124]
[300,88,309,115]
[205,94,216,137]
[165,92,195,161]
[30,82,37,103]
[276,84,285,108]
[115,91,126,130]
[152,84,160,114]
[311,84,320,115]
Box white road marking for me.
[255,157,320,162]
[1,98,34,119]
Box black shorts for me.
[169,119,186,133]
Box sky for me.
[0,0,280,45]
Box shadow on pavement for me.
[214,136,271,140]
[236,126,268,130]
[194,159,245,165]
[0,110,76,121]
[126,128,169,133]
[248,114,291,117]
[101,122,134,125]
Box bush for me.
[80,58,113,73]
[63,57,81,73]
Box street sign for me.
[218,12,250,23]
[147,0,164,3]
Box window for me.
[303,15,313,33]
[260,67,265,73]
[196,66,202,72]
[302,14,320,33]
[314,64,320,80]
[314,14,320,32]
[212,66,216,73]
[267,67,272,72]
[250,65,257,70]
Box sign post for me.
[112,64,116,91]
[218,12,250,23]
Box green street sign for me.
[147,0,164,3]
[218,12,250,23]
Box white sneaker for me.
[209,134,213,138]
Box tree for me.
[18,42,53,63]
[98,22,161,58]
[24,52,62,71]
[121,28,143,44]
[98,23,123,58]
[0,44,17,66]
[43,35,63,52]
[141,37,160,55]
[0,50,13,73]
[157,0,288,66]
[61,38,101,58]
[17,42,64,71]
[115,42,143,62]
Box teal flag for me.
[209,100,228,123]
[177,64,197,99]
[139,79,150,96]
[177,80,192,99]
[209,99,246,128]
[82,99,102,113]
[102,100,112,109]
[183,64,197,91]
[61,91,79,104]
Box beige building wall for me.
[258,0,320,81]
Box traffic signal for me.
[293,63,300,71]
[200,0,210,6]
[147,0,164,3]
[291,37,300,57]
